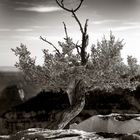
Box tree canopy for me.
[11,33,140,92]
[11,0,140,93]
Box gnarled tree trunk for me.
[47,79,86,129]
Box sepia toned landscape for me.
[0,0,140,139]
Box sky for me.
[0,0,140,66]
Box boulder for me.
[0,128,117,140]
[0,85,23,116]
[70,114,140,134]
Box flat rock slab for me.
[70,113,140,134]
[0,128,121,140]
[1,128,140,140]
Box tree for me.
[11,0,140,129]
[127,55,139,77]
[89,33,135,90]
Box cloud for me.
[91,19,119,25]
[0,28,11,32]
[112,25,140,31]
[123,22,140,26]
[15,1,36,6]
[15,6,62,13]
[32,26,50,29]
[12,35,38,40]
[0,28,33,32]
[14,28,33,32]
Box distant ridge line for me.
[0,66,19,72]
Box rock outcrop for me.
[1,128,140,140]
[70,113,140,134]
[0,70,41,100]
[0,91,70,134]
[1,86,140,135]
[0,128,122,140]
[0,85,23,116]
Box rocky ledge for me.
[1,128,140,140]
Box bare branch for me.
[73,0,84,12]
[75,43,80,55]
[86,53,89,60]
[56,0,84,12]
[63,21,81,55]
[61,0,64,7]
[56,0,89,65]
[56,0,72,12]
[63,22,69,41]
[56,0,84,34]
[40,36,61,54]
[72,11,84,34]
[80,19,89,65]
[84,19,89,34]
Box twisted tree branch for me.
[72,11,84,34]
[75,42,81,55]
[56,0,84,12]
[40,36,61,55]
[56,0,89,65]
[63,22,69,41]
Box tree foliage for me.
[12,33,140,92]
[11,0,140,93]
[127,55,139,76]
